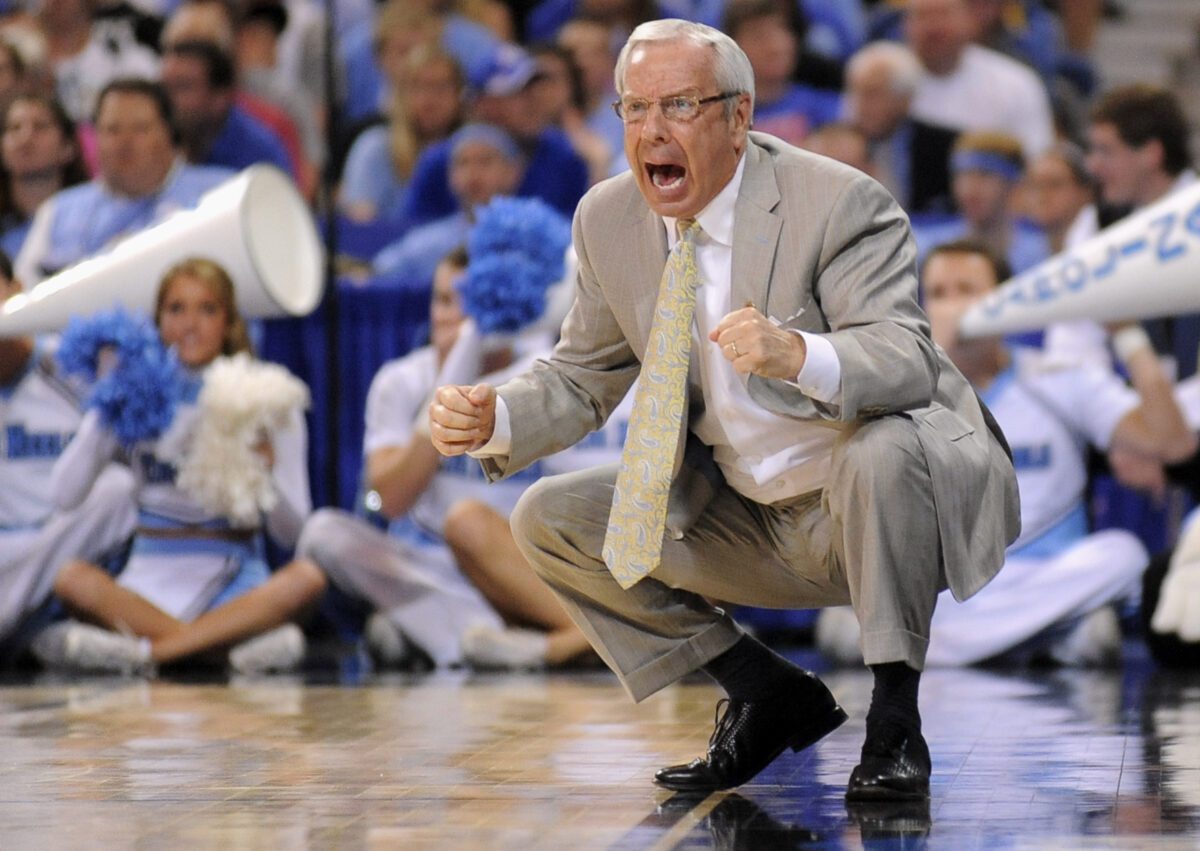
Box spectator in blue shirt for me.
[399,42,589,228]
[723,0,841,146]
[339,44,466,225]
[556,16,626,176]
[14,78,234,285]
[0,92,89,262]
[373,122,523,290]
[160,39,293,179]
[911,129,1048,278]
[339,0,500,126]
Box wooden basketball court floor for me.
[1,647,1199,850]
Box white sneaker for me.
[228,624,306,674]
[364,612,412,668]
[814,606,864,666]
[31,620,153,675]
[461,623,548,670]
[1049,607,1122,668]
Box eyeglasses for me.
[612,91,740,124]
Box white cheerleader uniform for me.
[925,347,1149,666]
[0,343,137,645]
[297,341,635,667]
[50,365,310,622]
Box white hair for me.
[847,40,924,97]
[613,18,756,117]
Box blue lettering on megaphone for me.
[1187,202,1200,234]
[1120,237,1147,256]
[1062,258,1087,290]
[1151,211,1188,260]
[1092,245,1117,278]
[985,199,1200,317]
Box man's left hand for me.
[710,306,806,379]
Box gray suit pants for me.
[510,415,945,701]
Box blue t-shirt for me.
[752,83,842,145]
[339,125,411,223]
[524,0,721,42]
[0,218,31,261]
[204,104,292,176]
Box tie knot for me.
[676,218,699,242]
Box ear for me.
[1141,137,1166,173]
[731,91,752,150]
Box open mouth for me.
[647,163,685,189]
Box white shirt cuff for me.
[467,394,512,457]
[787,331,842,404]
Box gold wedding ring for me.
[730,342,740,357]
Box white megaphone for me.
[959,178,1200,338]
[0,164,324,336]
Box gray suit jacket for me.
[484,132,1019,601]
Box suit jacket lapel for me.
[731,142,782,314]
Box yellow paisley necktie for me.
[603,218,700,589]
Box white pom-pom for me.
[168,354,309,526]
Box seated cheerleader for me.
[296,246,570,668]
[0,251,137,660]
[298,198,618,669]
[32,258,325,675]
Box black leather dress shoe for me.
[845,726,931,801]
[654,672,848,792]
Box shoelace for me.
[863,724,931,773]
[708,698,742,751]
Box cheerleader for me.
[0,251,136,657]
[296,246,548,668]
[299,197,622,669]
[32,258,324,674]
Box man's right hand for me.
[428,383,497,455]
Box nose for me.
[639,105,670,143]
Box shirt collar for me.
[663,151,746,249]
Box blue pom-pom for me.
[56,307,187,445]
[459,196,571,334]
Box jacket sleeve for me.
[750,170,940,422]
